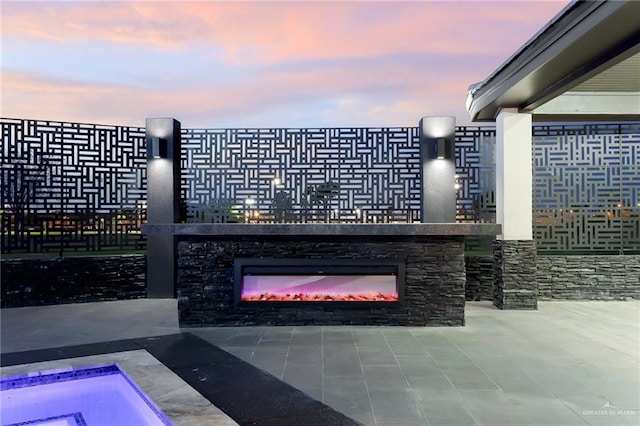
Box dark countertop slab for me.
[142,223,501,236]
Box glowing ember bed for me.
[0,364,173,426]
[235,258,403,305]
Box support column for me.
[493,109,537,309]
[419,116,456,223]
[146,118,181,298]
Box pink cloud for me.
[2,1,565,62]
[1,1,567,127]
[1,50,487,128]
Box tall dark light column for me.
[146,118,181,298]
[419,116,456,223]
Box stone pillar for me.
[146,118,181,298]
[419,116,456,223]
[493,110,537,309]
[493,240,537,309]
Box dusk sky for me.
[1,1,567,129]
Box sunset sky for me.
[1,0,567,128]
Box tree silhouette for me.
[1,150,53,232]
[301,180,340,222]
[272,190,293,222]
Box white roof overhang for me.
[466,0,640,122]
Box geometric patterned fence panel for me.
[181,127,423,223]
[455,126,496,223]
[533,123,640,253]
[2,116,637,255]
[455,127,497,252]
[0,118,147,254]
[181,126,496,225]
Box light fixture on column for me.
[435,137,452,159]
[151,137,167,158]
[419,116,456,223]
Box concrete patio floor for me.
[1,299,638,425]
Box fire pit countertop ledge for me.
[141,223,501,236]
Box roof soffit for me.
[468,0,640,121]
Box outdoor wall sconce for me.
[151,137,167,158]
[435,137,453,159]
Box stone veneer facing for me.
[537,255,640,300]
[177,236,467,327]
[465,256,494,301]
[1,255,146,308]
[493,240,538,309]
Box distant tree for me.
[272,190,293,222]
[301,180,340,222]
[186,198,242,223]
[0,150,53,232]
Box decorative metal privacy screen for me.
[1,117,638,254]
[533,123,640,253]
[182,127,421,223]
[0,118,147,254]
[181,126,496,225]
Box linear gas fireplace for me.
[150,223,500,326]
[234,258,405,306]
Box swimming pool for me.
[1,364,173,426]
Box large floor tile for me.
[3,300,638,426]
[282,362,323,391]
[286,345,323,365]
[323,352,363,377]
[386,336,429,356]
[356,345,397,365]
[323,376,373,423]
[362,365,409,391]
[396,355,440,377]
[416,391,478,426]
[407,373,456,393]
[368,389,426,424]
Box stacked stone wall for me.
[537,255,640,300]
[177,235,466,327]
[492,240,538,309]
[1,255,146,308]
[466,254,640,302]
[464,255,493,301]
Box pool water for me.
[1,364,173,426]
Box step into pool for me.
[1,364,173,426]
